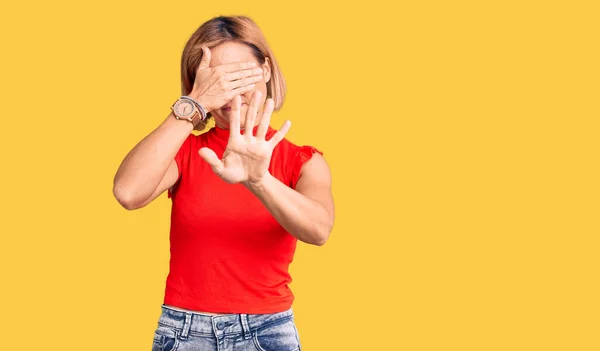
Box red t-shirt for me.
[163,123,323,314]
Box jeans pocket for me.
[253,317,301,351]
[152,324,180,351]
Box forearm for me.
[246,173,333,246]
[113,112,193,205]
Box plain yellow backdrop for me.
[1,0,598,350]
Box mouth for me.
[221,102,247,112]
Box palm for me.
[198,93,291,187]
[218,135,273,184]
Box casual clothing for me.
[163,124,322,314]
[152,304,301,351]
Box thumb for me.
[197,46,211,71]
[198,147,223,175]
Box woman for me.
[113,15,335,351]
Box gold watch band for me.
[188,110,201,128]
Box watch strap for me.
[180,96,207,121]
[189,110,202,128]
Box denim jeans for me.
[151,304,302,351]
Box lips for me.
[221,102,247,112]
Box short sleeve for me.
[289,145,323,189]
[167,134,194,198]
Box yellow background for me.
[1,0,598,350]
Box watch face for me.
[173,99,195,117]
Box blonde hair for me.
[180,16,286,123]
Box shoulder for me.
[271,135,325,189]
[272,135,298,154]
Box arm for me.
[197,93,335,245]
[246,153,335,246]
[113,113,192,210]
[113,47,262,210]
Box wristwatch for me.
[171,98,202,128]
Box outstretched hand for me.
[198,92,291,187]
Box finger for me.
[198,147,224,176]
[197,47,211,71]
[224,67,263,81]
[268,120,292,148]
[229,95,242,135]
[244,91,262,137]
[256,98,274,140]
[226,75,263,91]
[229,83,256,96]
[221,61,258,73]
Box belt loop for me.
[240,313,252,340]
[180,312,192,339]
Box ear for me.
[262,57,272,84]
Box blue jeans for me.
[152,304,302,351]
